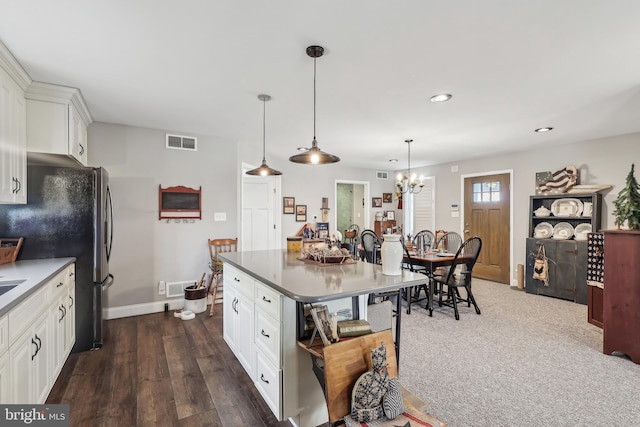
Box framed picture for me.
[283,197,295,214]
[316,222,329,239]
[386,211,395,221]
[296,205,307,222]
[383,193,392,203]
[372,197,382,208]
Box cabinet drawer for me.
[223,264,254,299]
[255,309,280,366]
[8,285,49,344]
[255,351,282,420]
[49,269,68,299]
[0,315,7,356]
[255,282,281,320]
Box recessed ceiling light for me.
[535,127,554,133]
[389,159,399,163]
[430,93,452,103]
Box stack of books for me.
[337,319,371,337]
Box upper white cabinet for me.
[25,81,92,166]
[0,41,30,204]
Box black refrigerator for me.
[0,164,114,352]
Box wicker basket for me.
[0,238,23,265]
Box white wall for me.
[89,120,639,313]
[408,132,639,283]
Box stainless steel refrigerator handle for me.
[106,186,114,261]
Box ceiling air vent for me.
[166,134,197,151]
[376,171,389,180]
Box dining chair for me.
[434,231,463,253]
[360,229,381,264]
[343,224,360,257]
[400,239,429,314]
[207,238,238,316]
[412,229,435,253]
[432,236,482,320]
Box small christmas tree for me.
[613,164,640,229]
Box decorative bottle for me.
[381,234,403,276]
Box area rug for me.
[343,405,445,427]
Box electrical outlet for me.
[158,280,166,295]
[214,212,227,221]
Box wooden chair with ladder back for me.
[207,238,238,316]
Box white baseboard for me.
[104,297,223,320]
[104,299,185,320]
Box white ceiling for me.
[2,1,640,171]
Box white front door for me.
[242,175,280,251]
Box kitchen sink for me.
[0,279,26,296]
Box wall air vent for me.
[376,171,389,180]
[166,280,196,298]
[166,134,197,151]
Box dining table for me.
[404,250,471,316]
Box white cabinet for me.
[3,263,76,404]
[0,60,27,204]
[25,81,92,166]
[50,265,75,379]
[223,264,255,378]
[10,309,51,404]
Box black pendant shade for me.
[289,45,340,165]
[247,94,282,176]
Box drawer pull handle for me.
[262,296,271,303]
[234,277,240,282]
[260,374,269,384]
[261,329,270,338]
[57,282,64,287]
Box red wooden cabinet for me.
[602,230,640,364]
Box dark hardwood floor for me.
[47,307,293,427]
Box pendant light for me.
[395,139,424,194]
[246,94,282,176]
[289,45,340,165]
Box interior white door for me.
[242,176,279,251]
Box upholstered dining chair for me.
[432,236,482,320]
[207,238,238,316]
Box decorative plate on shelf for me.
[533,222,554,238]
[550,198,584,217]
[552,222,574,239]
[574,223,593,241]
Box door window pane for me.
[474,181,501,203]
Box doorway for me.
[462,171,512,284]
[334,180,369,238]
[241,164,281,251]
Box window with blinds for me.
[407,176,435,237]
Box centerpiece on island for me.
[300,242,353,265]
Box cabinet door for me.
[32,311,51,404]
[9,328,38,403]
[50,293,67,377]
[235,293,255,378]
[0,352,10,403]
[69,104,87,166]
[0,67,27,204]
[223,286,236,350]
[67,285,76,353]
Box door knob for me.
[464,229,470,234]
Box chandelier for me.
[395,139,424,194]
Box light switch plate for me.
[214,212,227,221]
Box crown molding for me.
[0,40,32,90]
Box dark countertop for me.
[219,250,427,303]
[0,257,76,317]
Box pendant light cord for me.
[313,56,317,145]
[262,97,267,162]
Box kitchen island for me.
[219,249,427,427]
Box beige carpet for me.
[398,279,640,427]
